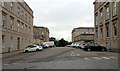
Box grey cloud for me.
[25,0,95,41]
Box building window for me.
[113,23,117,37]
[95,14,98,25]
[2,14,5,27]
[2,0,5,7]
[25,25,27,33]
[96,30,98,39]
[100,28,103,39]
[113,2,117,16]
[42,32,44,36]
[29,27,31,33]
[10,2,14,13]
[2,35,5,48]
[106,5,109,20]
[106,25,109,37]
[10,37,13,48]
[100,0,103,5]
[10,18,14,30]
[25,14,27,21]
[21,23,24,33]
[29,17,30,23]
[18,8,20,17]
[22,11,24,18]
[100,10,103,23]
[17,21,20,32]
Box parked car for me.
[42,41,55,48]
[24,45,42,53]
[76,43,81,48]
[83,44,107,51]
[40,44,48,49]
[80,44,86,49]
[73,43,78,48]
[70,43,74,47]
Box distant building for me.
[72,27,94,43]
[33,26,49,44]
[1,1,34,53]
[93,1,120,52]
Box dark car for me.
[83,44,107,51]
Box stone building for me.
[33,26,49,44]
[1,1,34,53]
[72,27,94,43]
[93,1,120,51]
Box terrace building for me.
[1,1,34,53]
[72,27,94,43]
[93,1,120,52]
[33,26,49,44]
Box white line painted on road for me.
[101,57,111,59]
[92,57,101,60]
[84,58,89,60]
[3,64,10,65]
[77,54,80,56]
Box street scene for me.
[2,47,118,69]
[0,0,120,71]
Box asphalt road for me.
[2,47,118,69]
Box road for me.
[2,47,118,69]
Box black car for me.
[83,44,107,51]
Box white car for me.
[76,43,81,48]
[24,45,42,53]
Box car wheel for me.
[36,49,39,51]
[88,48,91,51]
[102,49,105,51]
[25,50,28,53]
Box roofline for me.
[33,26,49,29]
[75,27,94,29]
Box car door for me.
[90,44,94,51]
[29,46,36,51]
[95,44,99,51]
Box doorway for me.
[17,37,20,50]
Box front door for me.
[17,37,20,50]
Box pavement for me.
[2,50,24,59]
[2,47,119,69]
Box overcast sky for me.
[25,0,95,41]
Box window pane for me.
[2,35,5,48]
[113,24,117,36]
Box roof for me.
[75,27,94,29]
[33,26,48,29]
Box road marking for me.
[110,56,118,59]
[77,54,80,56]
[3,64,10,65]
[101,57,111,59]
[92,57,101,60]
[84,58,89,60]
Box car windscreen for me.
[26,45,36,48]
